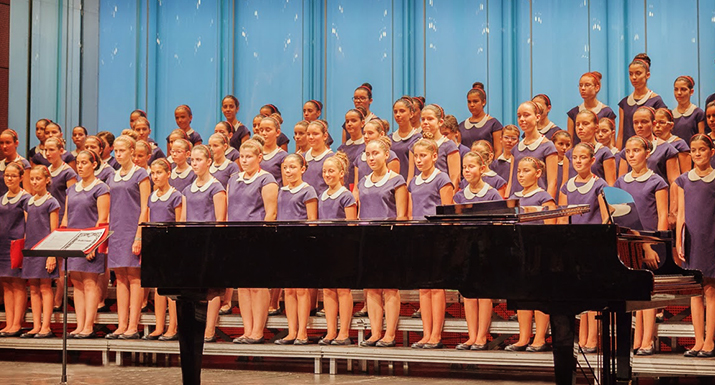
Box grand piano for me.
[141,199,702,385]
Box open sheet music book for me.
[31,226,110,255]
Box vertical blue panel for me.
[512,0,532,116]
[8,0,30,150]
[486,0,504,122]
[698,0,715,106]
[531,0,589,129]
[588,0,612,107]
[326,0,393,138]
[425,0,488,122]
[30,1,62,128]
[646,0,699,108]
[234,0,303,147]
[154,0,222,145]
[98,0,140,134]
[605,0,646,111]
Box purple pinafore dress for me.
[108,165,149,269]
[318,186,356,220]
[148,187,183,222]
[391,130,422,181]
[459,116,503,149]
[618,93,667,144]
[227,170,277,221]
[170,166,196,194]
[22,193,61,279]
[182,178,225,222]
[337,137,366,188]
[567,103,617,145]
[261,147,288,186]
[66,179,110,273]
[358,171,406,220]
[510,136,558,194]
[356,150,399,187]
[304,148,333,196]
[672,104,705,140]
[676,169,715,278]
[0,157,31,197]
[508,188,555,225]
[560,176,608,224]
[454,183,502,204]
[0,190,30,277]
[48,163,77,224]
[614,170,668,232]
[210,159,240,188]
[491,154,511,182]
[618,140,678,184]
[408,169,452,220]
[93,162,115,183]
[277,182,318,221]
[224,147,240,162]
[565,143,615,180]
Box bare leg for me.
[70,274,85,335]
[365,289,383,342]
[428,289,445,343]
[296,289,311,341]
[152,289,167,337]
[382,289,400,342]
[114,268,129,335]
[39,279,54,334]
[97,265,110,309]
[28,280,43,333]
[336,289,353,340]
[633,311,643,350]
[476,298,493,345]
[586,311,599,348]
[640,309,656,350]
[283,289,298,340]
[10,279,26,331]
[237,288,253,339]
[704,283,715,351]
[269,288,282,312]
[221,288,233,313]
[165,298,178,336]
[463,298,478,345]
[204,296,221,339]
[126,267,142,334]
[417,289,432,344]
[532,311,549,347]
[80,273,100,334]
[250,288,269,339]
[691,296,705,350]
[323,289,338,340]
[515,310,533,346]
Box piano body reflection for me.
[141,200,702,385]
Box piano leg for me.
[615,311,633,384]
[550,312,576,385]
[177,297,207,385]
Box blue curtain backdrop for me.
[8,0,715,152]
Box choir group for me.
[1,52,715,359]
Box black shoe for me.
[267,309,282,316]
[376,339,396,348]
[294,339,310,345]
[353,310,368,317]
[119,332,141,340]
[411,342,425,349]
[471,344,487,351]
[697,350,715,358]
[105,332,121,340]
[34,332,55,339]
[142,334,161,341]
[582,346,597,354]
[242,337,264,344]
[204,336,217,343]
[423,341,443,349]
[331,338,352,346]
[20,332,37,339]
[526,344,550,352]
[684,349,700,357]
[655,313,664,323]
[53,305,63,313]
[274,338,295,345]
[504,343,527,352]
[636,346,654,356]
[76,332,97,339]
[508,313,518,321]
[96,304,111,313]
[0,330,22,338]
[218,307,232,316]
[359,339,378,347]
[315,308,325,317]
[411,310,421,318]
[455,343,471,350]
[158,334,178,341]
[318,337,334,345]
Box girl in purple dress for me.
[506,157,556,353]
[410,96,425,131]
[654,108,691,173]
[551,131,571,198]
[0,162,30,337]
[563,110,617,186]
[129,109,146,128]
[709,102,715,166]
[302,100,334,147]
[318,152,357,346]
[259,105,290,151]
[275,154,317,345]
[597,118,621,168]
[214,122,240,164]
[391,98,421,184]
[62,150,110,338]
[28,119,48,161]
[676,134,715,357]
[293,120,310,156]
[338,107,367,189]
[567,72,617,145]
[492,125,519,183]
[84,136,114,183]
[614,136,669,355]
[617,54,668,149]
[354,120,400,188]
[97,131,120,170]
[164,129,190,167]
[467,141,507,197]
[181,145,226,342]
[208,133,240,189]
[355,139,407,348]
[672,76,705,139]
[106,136,150,340]
[44,138,77,224]
[557,143,609,353]
[341,83,379,144]
[459,86,503,153]
[421,105,460,189]
[221,95,251,152]
[169,139,196,193]
[132,118,166,165]
[0,129,32,196]
[228,138,278,345]
[507,102,559,198]
[453,152,501,350]
[532,94,562,141]
[33,123,76,171]
[166,104,203,147]
[408,139,453,349]
[304,120,333,196]
[144,158,183,341]
[22,166,60,338]
[258,115,288,186]
[71,126,87,158]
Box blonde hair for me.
[44,137,65,150]
[120,129,140,141]
[136,140,151,154]
[463,151,486,166]
[261,114,282,130]
[191,144,213,163]
[324,151,350,174]
[471,140,494,164]
[367,137,392,154]
[30,165,52,187]
[115,134,137,149]
[240,134,265,156]
[172,138,192,152]
[518,156,545,172]
[308,120,328,134]
[412,138,438,154]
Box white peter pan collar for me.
[281,181,309,193]
[566,175,597,194]
[75,178,100,192]
[0,156,25,171]
[623,169,654,183]
[225,147,236,156]
[538,122,556,135]
[610,147,619,155]
[171,166,192,180]
[666,135,681,144]
[594,142,604,152]
[435,136,449,147]
[649,139,659,155]
[345,137,365,146]
[166,155,175,163]
[150,187,177,202]
[464,114,489,129]
[263,147,283,160]
[209,159,231,173]
[626,90,654,106]
[515,187,544,198]
[305,148,332,162]
[95,162,111,176]
[518,135,546,151]
[414,168,440,185]
[392,129,418,142]
[186,128,196,136]
[687,168,715,183]
[189,177,219,193]
[1,190,26,205]
[236,170,267,184]
[28,192,51,206]
[321,186,348,201]
[579,101,604,115]
[483,170,497,177]
[672,104,696,119]
[49,162,69,177]
[497,154,511,163]
[464,183,491,199]
[364,171,394,188]
[114,165,139,182]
